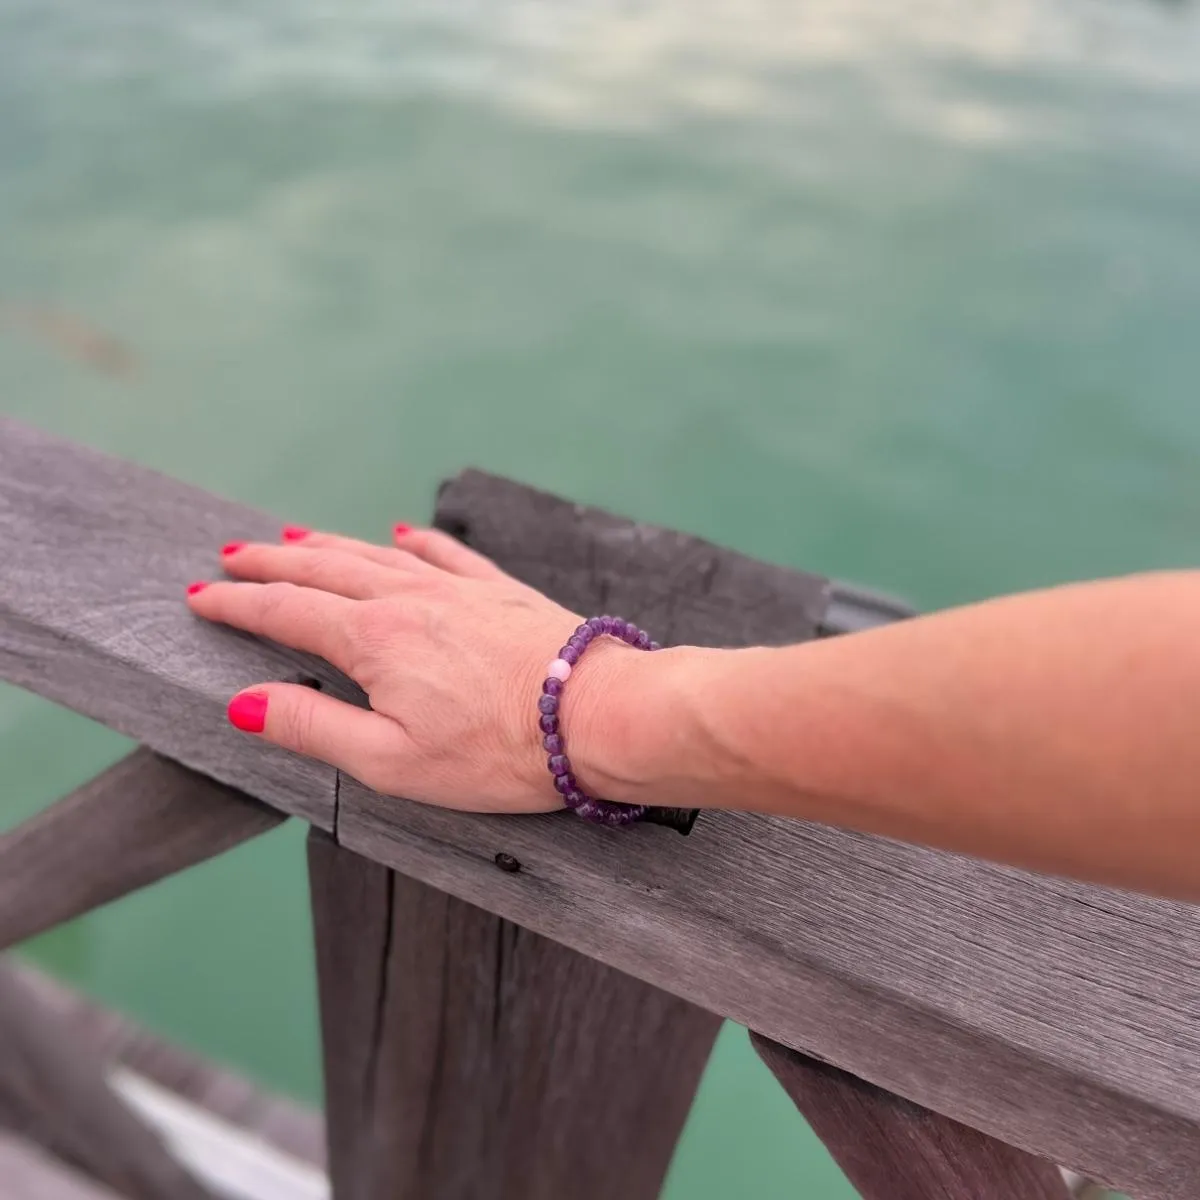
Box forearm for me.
[587,572,1200,900]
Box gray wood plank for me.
[0,962,218,1200]
[0,418,350,828]
[0,749,284,951]
[308,828,719,1200]
[750,1034,1070,1200]
[13,964,325,1170]
[336,469,1200,1200]
[0,1134,123,1200]
[435,468,831,647]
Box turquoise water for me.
[3,0,1197,1193]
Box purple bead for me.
[649,641,661,651]
[600,803,648,827]
[574,797,647,827]
[539,615,656,831]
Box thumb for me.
[226,683,402,790]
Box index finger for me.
[188,580,358,675]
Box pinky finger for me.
[227,682,403,793]
[392,524,509,581]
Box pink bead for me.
[547,658,572,681]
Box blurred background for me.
[3,0,1198,1194]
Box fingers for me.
[392,523,509,581]
[284,529,428,573]
[226,683,403,791]
[221,542,406,600]
[275,522,505,582]
[188,580,357,674]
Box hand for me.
[186,525,643,812]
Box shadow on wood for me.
[751,1033,1071,1200]
[0,962,217,1200]
[0,749,284,952]
[309,828,721,1200]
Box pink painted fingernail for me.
[282,525,311,542]
[228,691,269,734]
[222,541,246,557]
[186,581,209,596]
[393,522,412,537]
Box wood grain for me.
[336,469,1200,1199]
[0,417,352,828]
[0,1133,123,1200]
[0,963,217,1200]
[0,749,284,951]
[751,1034,1069,1200]
[435,469,831,648]
[309,829,719,1200]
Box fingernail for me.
[186,581,209,596]
[282,525,310,542]
[393,522,412,537]
[221,541,246,556]
[228,691,269,734]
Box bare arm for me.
[587,572,1200,899]
[188,528,1200,902]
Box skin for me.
[189,528,1200,902]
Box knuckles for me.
[346,598,418,650]
[281,690,320,750]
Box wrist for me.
[567,642,713,809]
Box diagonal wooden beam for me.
[750,1034,1071,1200]
[13,964,326,1171]
[0,1132,123,1200]
[0,962,218,1200]
[0,749,284,952]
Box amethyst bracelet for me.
[538,615,659,827]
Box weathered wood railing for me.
[0,416,1192,1198]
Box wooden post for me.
[751,1034,1071,1200]
[0,749,284,951]
[0,963,217,1200]
[309,829,721,1200]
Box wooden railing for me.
[0,416,1192,1199]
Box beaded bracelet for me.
[538,615,659,827]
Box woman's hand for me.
[186,524,644,812]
